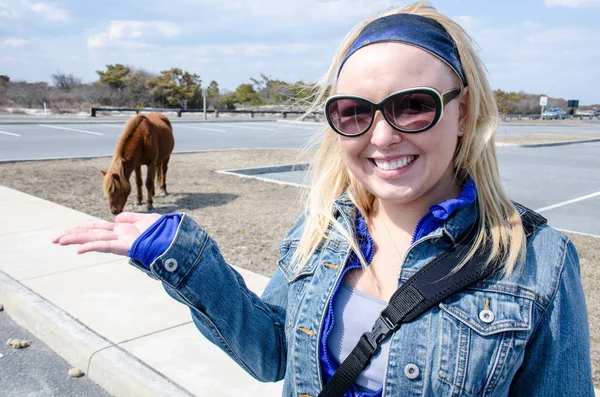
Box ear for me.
[101,170,107,176]
[458,87,469,137]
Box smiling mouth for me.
[371,155,417,171]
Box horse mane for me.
[102,157,128,196]
[103,115,146,196]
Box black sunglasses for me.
[324,86,461,137]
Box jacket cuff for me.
[147,213,209,287]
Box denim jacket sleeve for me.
[509,239,594,396]
[129,213,289,382]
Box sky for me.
[1,0,599,105]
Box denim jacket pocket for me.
[437,288,533,396]
[276,240,319,283]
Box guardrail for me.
[90,107,320,120]
[501,113,599,121]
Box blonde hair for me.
[293,1,526,276]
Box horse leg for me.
[134,166,143,205]
[145,164,156,211]
[161,157,170,196]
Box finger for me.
[70,222,116,231]
[52,223,116,243]
[52,231,71,244]
[57,230,118,246]
[55,222,115,236]
[77,240,129,256]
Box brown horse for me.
[101,113,175,215]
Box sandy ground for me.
[0,148,598,385]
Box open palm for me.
[52,212,162,256]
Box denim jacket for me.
[129,195,594,397]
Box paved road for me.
[0,120,599,163]
[0,309,112,397]
[496,123,600,137]
[0,120,318,162]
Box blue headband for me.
[338,13,467,86]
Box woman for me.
[54,2,593,396]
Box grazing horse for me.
[101,113,175,215]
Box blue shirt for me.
[320,179,477,397]
[128,213,182,268]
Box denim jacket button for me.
[479,309,495,323]
[164,258,178,272]
[404,363,420,379]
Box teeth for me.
[374,156,415,171]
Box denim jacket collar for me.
[332,191,479,245]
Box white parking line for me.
[271,123,317,131]
[535,191,600,213]
[0,130,20,137]
[100,124,124,128]
[178,125,226,132]
[38,124,103,136]
[212,123,274,131]
[557,228,600,239]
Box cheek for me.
[338,136,368,162]
[420,125,460,167]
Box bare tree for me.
[51,70,83,90]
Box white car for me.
[542,108,567,119]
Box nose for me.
[111,209,119,215]
[370,111,401,147]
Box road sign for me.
[540,96,548,106]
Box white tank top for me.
[327,282,391,392]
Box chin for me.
[365,183,421,205]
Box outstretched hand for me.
[52,212,162,256]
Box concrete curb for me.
[496,138,600,148]
[0,270,194,397]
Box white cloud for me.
[210,0,404,26]
[0,0,69,21]
[0,0,19,19]
[0,37,29,47]
[545,0,600,7]
[453,15,479,39]
[525,26,599,47]
[87,20,181,48]
[242,43,313,57]
[106,21,181,39]
[30,2,69,21]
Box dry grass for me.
[0,149,598,386]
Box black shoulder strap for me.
[318,206,546,397]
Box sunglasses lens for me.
[384,92,438,131]
[327,98,373,135]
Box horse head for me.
[101,169,131,215]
